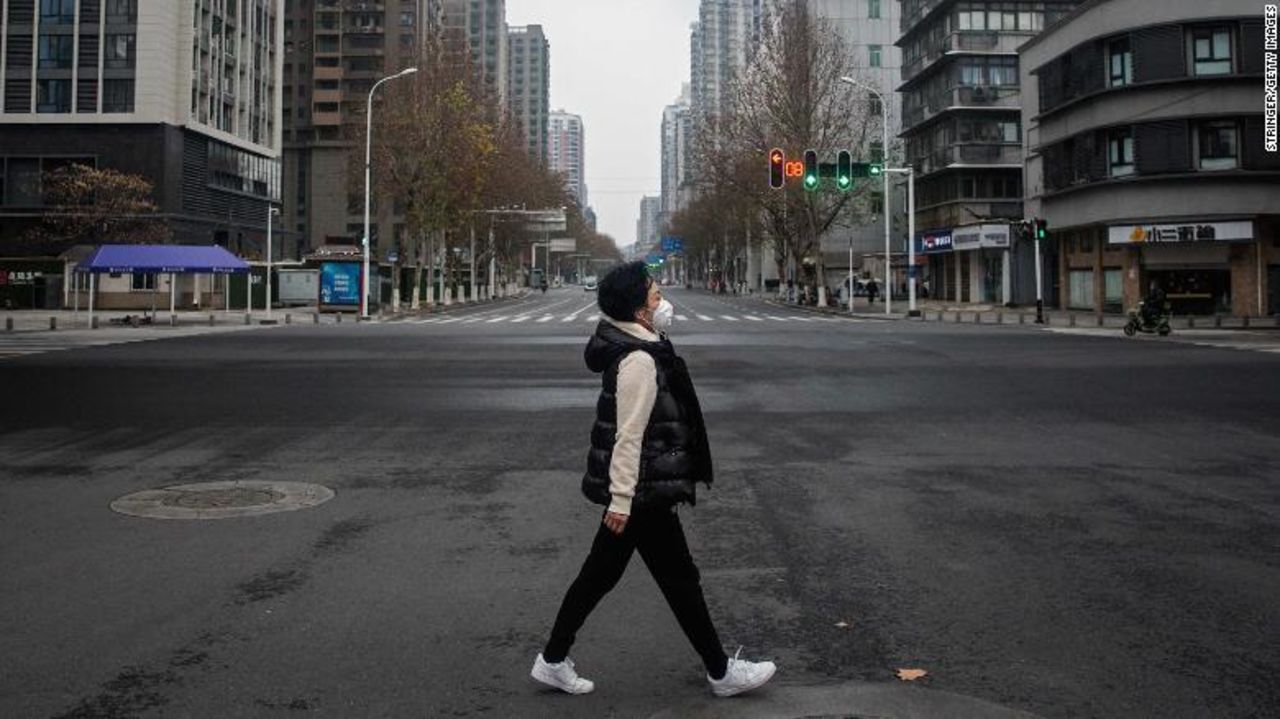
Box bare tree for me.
[352,35,497,309]
[694,0,884,304]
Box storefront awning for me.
[76,245,250,274]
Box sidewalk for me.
[751,293,1280,330]
[2,307,347,333]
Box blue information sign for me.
[661,236,683,253]
[320,261,361,306]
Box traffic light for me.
[868,163,883,176]
[803,149,819,191]
[769,148,785,189]
[1035,218,1049,240]
[836,150,852,191]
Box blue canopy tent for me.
[75,245,250,326]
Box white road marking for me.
[697,314,713,321]
[720,315,739,322]
[485,316,509,323]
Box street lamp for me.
[266,206,279,319]
[840,76,892,316]
[362,66,418,320]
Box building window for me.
[1197,121,1238,170]
[105,34,136,69]
[1191,27,1232,76]
[37,79,71,113]
[131,273,156,291]
[400,11,415,26]
[869,45,882,68]
[868,92,882,116]
[957,9,986,30]
[1108,37,1132,87]
[1108,128,1134,177]
[868,0,881,19]
[1069,270,1094,310]
[38,35,74,69]
[105,0,137,24]
[103,79,135,112]
[40,0,75,23]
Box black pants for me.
[543,507,728,678]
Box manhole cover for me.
[111,481,334,520]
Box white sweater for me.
[602,317,660,516]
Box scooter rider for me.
[1142,280,1166,326]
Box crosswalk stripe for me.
[511,315,532,323]
[561,315,579,323]
[697,315,713,321]
[720,315,739,322]
[767,315,789,321]
[485,316,509,323]
[744,315,763,321]
[587,315,599,322]
[537,315,554,323]
[676,314,689,321]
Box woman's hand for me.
[603,511,629,535]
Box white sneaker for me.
[707,647,776,697]
[531,653,595,695]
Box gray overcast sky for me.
[506,0,699,250]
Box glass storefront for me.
[1148,269,1231,315]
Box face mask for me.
[652,298,674,332]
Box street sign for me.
[548,238,577,253]
[661,236,683,252]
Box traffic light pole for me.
[1035,233,1045,324]
[885,166,917,316]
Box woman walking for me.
[531,261,776,698]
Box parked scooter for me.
[1123,301,1172,337]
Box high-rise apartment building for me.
[280,0,442,254]
[443,0,506,106]
[506,24,548,163]
[548,109,584,208]
[636,195,661,251]
[897,0,1082,304]
[1,0,283,254]
[690,0,772,124]
[659,84,692,225]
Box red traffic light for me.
[769,148,785,189]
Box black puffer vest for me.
[582,321,713,510]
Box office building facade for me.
[1,0,283,258]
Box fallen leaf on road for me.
[896,668,928,681]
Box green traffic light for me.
[805,174,818,188]
[837,176,850,189]
[869,164,882,176]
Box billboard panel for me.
[320,261,361,307]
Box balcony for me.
[313,64,342,81]
[346,1,385,10]
[915,200,1024,231]
[917,143,1024,175]
[902,31,1035,85]
[903,85,1021,131]
[900,0,949,35]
